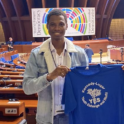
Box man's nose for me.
[54,25,60,30]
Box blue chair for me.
[11,54,19,61]
[16,66,25,69]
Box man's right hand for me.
[47,65,71,81]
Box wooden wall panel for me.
[22,20,33,41]
[12,0,25,41]
[12,21,22,41]
[107,0,120,36]
[0,0,121,41]
[2,21,11,41]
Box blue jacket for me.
[23,38,89,124]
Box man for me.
[7,37,13,51]
[84,44,94,63]
[23,9,88,124]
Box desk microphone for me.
[99,49,103,64]
[3,84,13,88]
[2,79,6,87]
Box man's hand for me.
[122,65,124,70]
[47,65,71,81]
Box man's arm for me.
[23,52,51,95]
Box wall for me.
[0,22,5,42]
[109,19,124,40]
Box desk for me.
[0,75,23,79]
[13,58,26,68]
[110,48,123,61]
[0,62,15,68]
[2,40,109,53]
[0,87,37,100]
[20,100,38,115]
[0,100,25,124]
[0,117,24,124]
[0,99,37,115]
[0,67,24,72]
[2,40,124,53]
[0,71,24,75]
[0,80,23,86]
[0,87,24,94]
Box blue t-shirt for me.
[62,64,124,124]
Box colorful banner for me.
[32,8,95,37]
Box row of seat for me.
[0,50,18,61]
[0,47,7,52]
[0,59,37,124]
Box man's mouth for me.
[54,32,60,35]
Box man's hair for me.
[86,44,90,47]
[47,9,67,23]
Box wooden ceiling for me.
[0,0,120,41]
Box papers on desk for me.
[8,102,20,103]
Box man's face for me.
[9,38,13,41]
[85,45,88,48]
[47,15,68,40]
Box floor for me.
[92,52,112,63]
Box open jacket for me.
[23,38,89,124]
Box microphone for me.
[120,48,124,61]
[5,84,13,87]
[120,48,124,53]
[99,49,103,64]
[2,78,12,88]
[99,49,103,54]
[3,84,13,88]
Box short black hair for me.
[47,9,67,23]
[86,44,90,47]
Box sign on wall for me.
[32,8,95,37]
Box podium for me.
[0,100,26,124]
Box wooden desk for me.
[0,100,37,115]
[0,62,15,68]
[0,87,37,100]
[0,87,24,94]
[110,48,123,61]
[0,99,37,114]
[0,67,24,72]
[13,58,26,68]
[20,100,38,115]
[0,116,24,124]
[18,58,27,64]
[0,71,24,75]
[0,75,23,79]
[0,89,37,123]
[0,100,25,124]
[0,80,23,86]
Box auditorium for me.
[0,0,124,124]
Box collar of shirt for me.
[49,41,67,55]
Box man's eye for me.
[60,23,64,26]
[50,23,55,26]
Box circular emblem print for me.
[82,82,108,108]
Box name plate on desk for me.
[5,108,17,114]
[15,82,22,86]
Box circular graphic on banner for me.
[42,8,88,35]
[82,82,108,108]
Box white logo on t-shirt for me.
[82,82,108,108]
